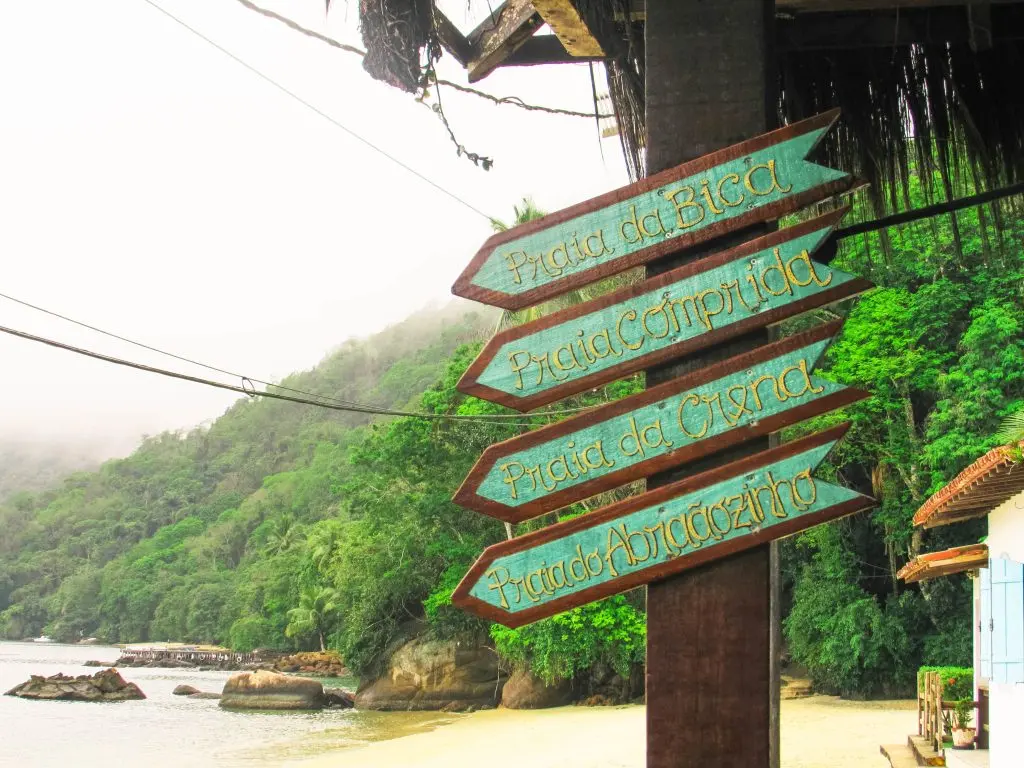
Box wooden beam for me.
[502,34,605,66]
[778,4,1024,50]
[432,8,473,67]
[466,0,544,82]
[624,0,1022,21]
[531,0,605,55]
[778,0,1018,12]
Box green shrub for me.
[918,665,973,701]
[490,595,645,685]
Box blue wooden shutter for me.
[990,556,1024,685]
[980,564,992,681]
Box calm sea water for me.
[0,642,452,768]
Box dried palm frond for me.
[348,0,439,92]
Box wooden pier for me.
[118,643,270,666]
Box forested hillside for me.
[0,441,105,502]
[2,181,1022,699]
[0,302,497,647]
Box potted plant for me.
[950,699,976,749]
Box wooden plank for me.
[432,8,473,67]
[531,0,605,55]
[452,110,854,310]
[459,208,871,411]
[454,321,868,523]
[453,424,874,627]
[466,0,544,83]
[502,35,605,66]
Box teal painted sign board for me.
[453,424,875,628]
[452,110,854,311]
[458,208,873,411]
[454,321,868,523]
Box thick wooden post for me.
[645,2,779,767]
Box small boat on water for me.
[31,635,54,643]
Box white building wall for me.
[984,489,1024,768]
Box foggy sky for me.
[0,0,628,458]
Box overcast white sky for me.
[0,0,628,455]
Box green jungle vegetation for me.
[0,441,104,502]
[1,176,1022,698]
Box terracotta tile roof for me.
[913,442,1024,528]
[897,543,989,583]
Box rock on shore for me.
[270,651,349,677]
[4,669,145,702]
[500,669,573,710]
[219,670,326,710]
[355,635,506,712]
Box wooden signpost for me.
[452,110,855,310]
[455,321,867,523]
[449,76,874,765]
[458,209,871,411]
[452,425,872,628]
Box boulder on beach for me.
[219,670,326,710]
[324,688,356,709]
[4,668,145,702]
[172,685,201,696]
[500,669,573,710]
[355,635,506,712]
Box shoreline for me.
[290,696,918,768]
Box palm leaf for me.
[996,409,1024,445]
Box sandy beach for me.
[296,695,916,768]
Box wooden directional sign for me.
[453,110,854,310]
[458,209,872,411]
[453,424,874,628]
[454,321,867,523]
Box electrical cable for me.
[0,323,598,426]
[0,291,596,419]
[137,0,493,221]
[231,0,613,119]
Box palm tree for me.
[307,520,343,574]
[996,408,1024,445]
[264,515,304,556]
[285,585,338,652]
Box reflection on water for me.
[0,642,456,768]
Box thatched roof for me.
[352,1,1024,216]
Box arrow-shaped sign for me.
[453,424,874,628]
[454,321,866,523]
[459,209,871,411]
[453,110,854,310]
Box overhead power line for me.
[0,323,592,427]
[0,291,597,420]
[137,0,493,220]
[0,289,383,412]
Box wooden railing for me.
[917,671,989,752]
[120,648,261,665]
